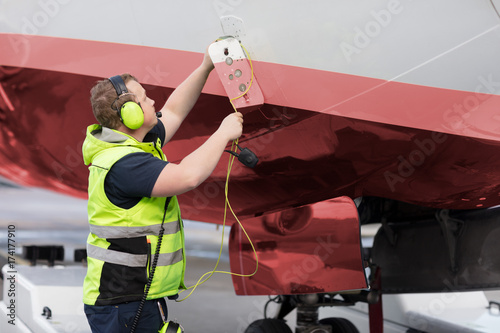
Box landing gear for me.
[244,293,366,333]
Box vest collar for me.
[92,127,130,144]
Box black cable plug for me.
[225,144,259,168]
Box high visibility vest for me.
[82,125,185,306]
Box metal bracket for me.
[220,15,246,39]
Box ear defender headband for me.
[108,75,144,130]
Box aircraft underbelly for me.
[1,1,500,220]
[1,65,500,225]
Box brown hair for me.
[90,73,138,129]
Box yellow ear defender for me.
[108,75,144,130]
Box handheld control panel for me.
[208,37,264,113]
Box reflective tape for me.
[89,221,180,238]
[158,249,183,266]
[87,244,147,267]
[87,245,183,268]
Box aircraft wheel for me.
[244,319,292,333]
[319,317,359,333]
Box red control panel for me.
[208,38,264,113]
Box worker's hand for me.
[218,112,243,141]
[201,43,215,72]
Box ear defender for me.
[108,75,144,130]
[120,100,144,130]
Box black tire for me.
[319,317,359,333]
[245,319,293,333]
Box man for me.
[81,46,243,332]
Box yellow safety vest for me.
[82,124,185,306]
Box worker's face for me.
[126,80,157,129]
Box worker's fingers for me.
[220,112,244,141]
[233,112,244,123]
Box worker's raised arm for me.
[158,46,215,143]
[151,112,243,197]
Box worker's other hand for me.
[218,112,243,141]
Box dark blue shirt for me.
[105,122,169,209]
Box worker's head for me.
[90,74,157,131]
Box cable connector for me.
[225,145,258,168]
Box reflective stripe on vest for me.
[87,244,147,267]
[89,221,181,239]
[87,244,184,267]
[157,248,183,266]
